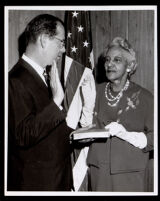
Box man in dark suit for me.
[8,14,75,191]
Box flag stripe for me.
[64,55,73,86]
[65,67,93,130]
[72,147,89,191]
[90,50,94,70]
[64,59,85,109]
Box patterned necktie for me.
[43,69,49,85]
[43,67,52,98]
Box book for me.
[70,126,110,140]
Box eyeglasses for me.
[54,36,66,48]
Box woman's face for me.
[104,47,128,82]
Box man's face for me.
[44,22,66,65]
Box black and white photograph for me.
[4,5,158,196]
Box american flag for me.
[63,11,94,191]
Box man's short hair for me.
[24,14,64,47]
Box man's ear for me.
[39,34,48,49]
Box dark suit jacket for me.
[8,58,73,191]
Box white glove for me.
[105,122,126,136]
[122,132,147,149]
[105,122,147,149]
[80,71,96,127]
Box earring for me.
[127,69,131,73]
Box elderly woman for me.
[87,37,153,192]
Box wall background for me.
[8,9,155,94]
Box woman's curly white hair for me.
[103,37,138,76]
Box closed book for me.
[70,127,110,140]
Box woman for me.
[87,37,153,192]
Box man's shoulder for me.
[9,59,26,76]
[9,58,32,81]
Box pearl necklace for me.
[105,79,130,107]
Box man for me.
[8,14,75,191]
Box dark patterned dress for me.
[87,81,153,192]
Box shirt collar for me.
[22,54,47,85]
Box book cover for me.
[70,126,110,140]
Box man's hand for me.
[50,60,64,107]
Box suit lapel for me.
[19,58,51,96]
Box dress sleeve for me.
[142,92,154,152]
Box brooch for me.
[125,90,141,111]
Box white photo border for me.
[4,5,158,196]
